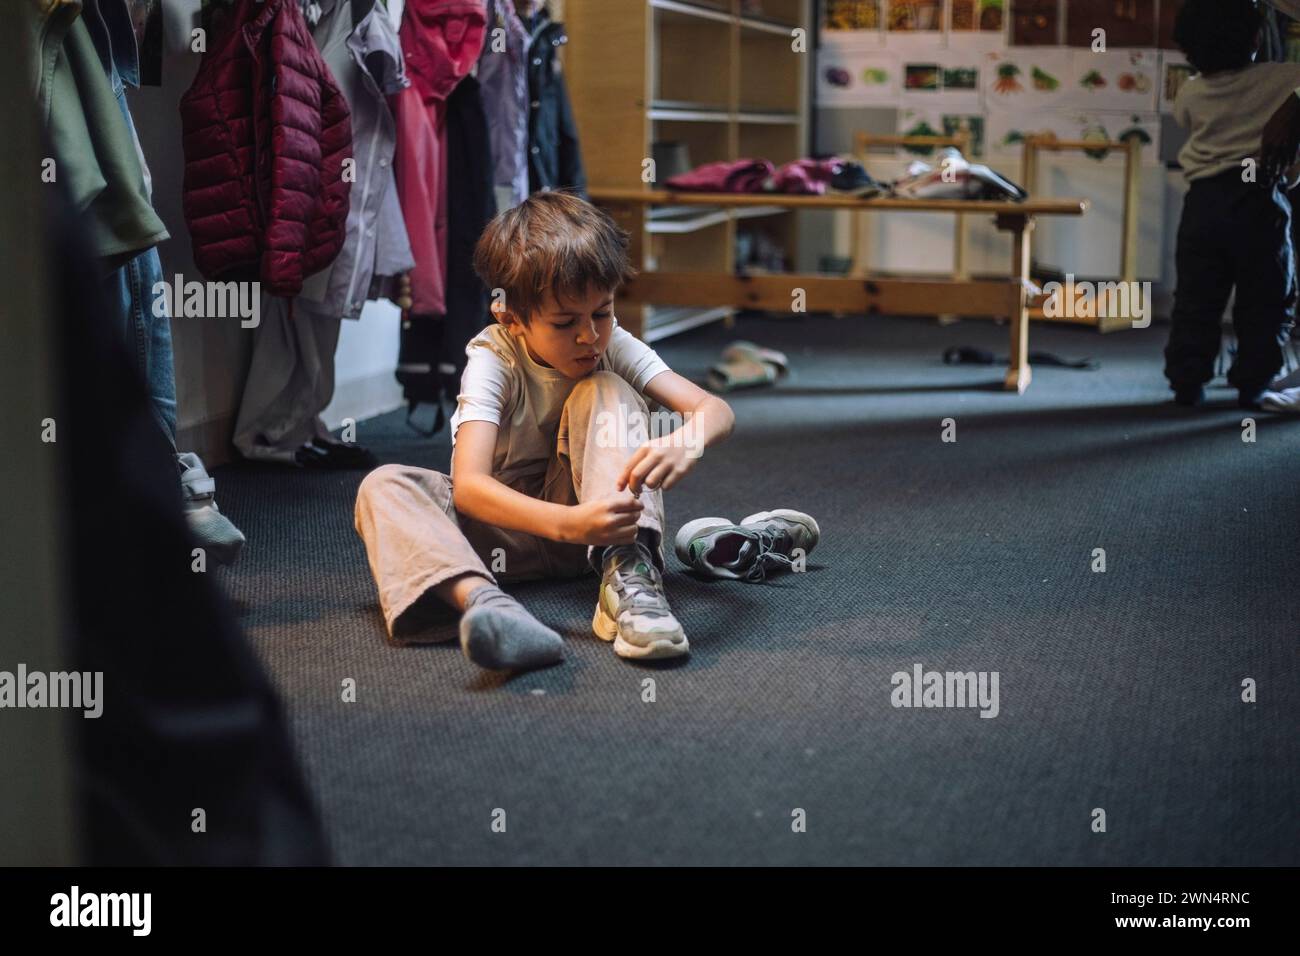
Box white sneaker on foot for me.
[592,543,688,660]
[1259,388,1300,413]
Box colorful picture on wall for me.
[816,49,901,106]
[896,108,946,156]
[901,52,983,109]
[887,0,942,31]
[1011,0,1059,45]
[950,0,1005,32]
[893,110,986,159]
[825,0,882,31]
[985,50,1071,110]
[986,110,1161,164]
[905,64,942,91]
[943,67,979,91]
[1066,49,1159,111]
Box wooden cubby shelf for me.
[565,0,811,340]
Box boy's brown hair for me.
[472,191,637,324]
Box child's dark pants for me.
[1165,170,1297,398]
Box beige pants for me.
[233,295,340,464]
[354,371,666,641]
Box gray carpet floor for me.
[212,313,1298,866]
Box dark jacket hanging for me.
[395,69,495,427]
[443,72,497,394]
[523,6,586,196]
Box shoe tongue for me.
[720,538,761,569]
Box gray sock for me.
[459,584,565,671]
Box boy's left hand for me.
[618,434,696,494]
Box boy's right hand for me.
[563,492,643,546]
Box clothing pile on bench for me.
[663,148,1027,202]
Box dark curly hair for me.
[1174,0,1263,75]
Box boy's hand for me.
[618,434,696,495]
[564,492,643,546]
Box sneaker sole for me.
[673,516,745,578]
[738,509,820,550]
[591,603,689,660]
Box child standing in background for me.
[1166,0,1300,412]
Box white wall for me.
[321,301,405,431]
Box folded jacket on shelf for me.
[663,156,885,197]
[665,158,775,193]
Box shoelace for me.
[609,549,671,613]
[741,528,796,582]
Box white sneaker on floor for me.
[178,452,246,565]
[1259,388,1300,413]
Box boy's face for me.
[498,286,616,379]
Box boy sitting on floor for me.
[1166,0,1300,411]
[354,192,819,669]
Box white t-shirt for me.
[450,319,671,486]
[1174,62,1300,182]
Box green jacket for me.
[27,0,168,264]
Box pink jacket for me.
[391,0,486,315]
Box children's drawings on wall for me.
[950,0,1005,32]
[824,0,883,32]
[895,109,986,158]
[886,0,942,31]
[1010,0,1059,46]
[986,110,1161,165]
[984,50,1071,112]
[818,49,900,106]
[899,50,984,111]
[1066,49,1159,111]
[883,0,946,52]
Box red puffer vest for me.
[180,0,353,297]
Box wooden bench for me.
[590,188,1089,394]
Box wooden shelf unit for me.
[564,0,810,339]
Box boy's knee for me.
[356,464,450,508]
[570,369,625,394]
[567,370,645,412]
[357,463,408,500]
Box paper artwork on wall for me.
[949,0,1006,32]
[824,0,883,32]
[817,48,901,106]
[895,108,986,159]
[1065,49,1159,111]
[900,50,985,111]
[986,110,1160,165]
[984,49,1072,111]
